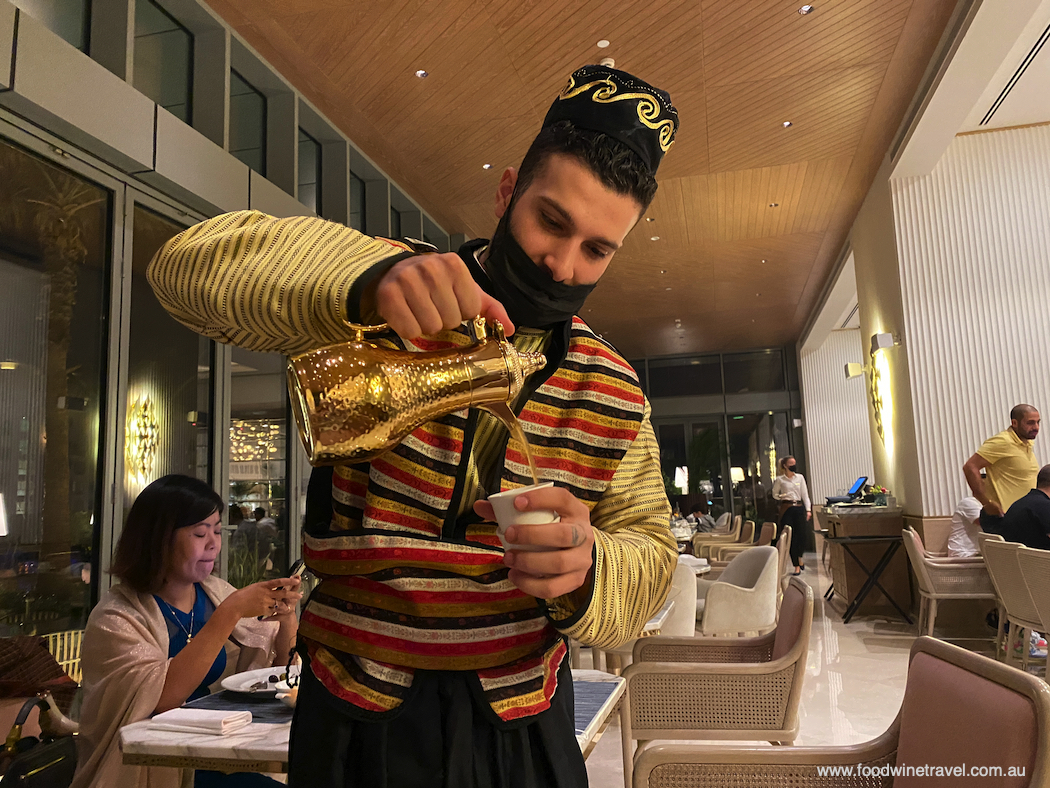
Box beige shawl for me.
[71,575,279,788]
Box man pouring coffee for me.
[148,64,679,788]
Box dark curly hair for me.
[515,120,658,212]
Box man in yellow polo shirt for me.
[963,403,1041,531]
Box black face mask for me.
[787,464,797,472]
[482,207,597,330]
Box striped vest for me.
[299,317,644,722]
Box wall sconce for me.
[870,332,901,354]
[730,466,745,484]
[844,362,866,379]
[126,396,159,484]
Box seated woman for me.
[71,474,302,788]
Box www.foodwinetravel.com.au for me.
[816,763,1026,778]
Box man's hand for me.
[474,486,595,599]
[983,501,1004,517]
[370,253,514,339]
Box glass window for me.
[727,411,789,522]
[297,128,321,215]
[228,348,289,587]
[389,206,401,239]
[648,355,721,398]
[230,70,266,176]
[722,350,785,394]
[0,137,111,636]
[11,0,89,51]
[349,172,365,231]
[132,0,193,124]
[125,206,212,515]
[689,420,727,513]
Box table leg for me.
[841,542,912,625]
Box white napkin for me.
[149,708,252,735]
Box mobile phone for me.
[288,559,307,579]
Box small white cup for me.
[487,482,560,552]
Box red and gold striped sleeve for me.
[547,399,677,649]
[146,210,411,354]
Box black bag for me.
[0,696,77,787]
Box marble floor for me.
[583,552,928,787]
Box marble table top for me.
[121,670,626,773]
[641,597,675,633]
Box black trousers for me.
[287,655,588,788]
[779,504,807,568]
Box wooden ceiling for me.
[206,0,958,359]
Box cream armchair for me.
[621,577,813,788]
[696,546,779,636]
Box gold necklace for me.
[159,596,195,643]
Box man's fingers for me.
[507,569,588,600]
[504,544,591,577]
[473,500,496,521]
[480,293,515,336]
[514,487,586,519]
[502,522,580,549]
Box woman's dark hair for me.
[111,474,224,593]
[515,120,658,212]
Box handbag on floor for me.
[0,695,77,787]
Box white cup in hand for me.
[487,482,560,552]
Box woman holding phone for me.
[72,474,303,788]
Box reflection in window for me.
[126,207,212,513]
[297,128,321,214]
[230,70,266,176]
[133,0,193,123]
[0,138,110,635]
[12,0,89,51]
[648,355,721,398]
[727,411,789,523]
[389,207,401,239]
[723,350,785,394]
[349,172,365,231]
[228,348,289,588]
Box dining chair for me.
[710,521,776,562]
[902,527,996,638]
[1017,547,1050,672]
[633,636,1050,788]
[602,561,698,675]
[695,519,754,560]
[620,577,813,788]
[982,539,1045,672]
[695,546,779,636]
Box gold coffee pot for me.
[288,316,547,466]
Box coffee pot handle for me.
[344,315,506,343]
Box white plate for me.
[220,665,300,696]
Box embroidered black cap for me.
[541,64,679,176]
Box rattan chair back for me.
[1017,547,1050,637]
[983,539,1042,631]
[633,636,1050,788]
[976,530,1004,555]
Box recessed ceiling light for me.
[756,292,761,297]
[482,163,492,169]
[597,39,610,48]
[769,202,780,208]
[650,236,660,241]
[646,217,655,222]
[665,287,672,290]
[782,121,793,128]
[660,269,667,274]
[415,69,429,79]
[762,259,767,263]
[798,5,814,14]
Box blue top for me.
[154,583,227,702]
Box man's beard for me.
[481,204,597,330]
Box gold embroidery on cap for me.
[558,76,676,152]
